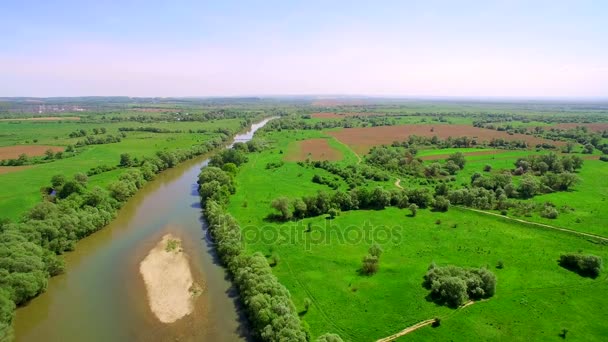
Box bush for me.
[559,253,602,278]
[432,196,450,212]
[424,264,497,307]
[361,254,379,275]
[541,205,559,219]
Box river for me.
[13,118,275,342]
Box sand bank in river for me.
[139,234,199,323]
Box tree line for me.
[199,143,342,341]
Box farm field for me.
[285,138,344,162]
[326,125,566,154]
[0,115,247,220]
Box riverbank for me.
[140,233,199,324]
[12,117,275,341]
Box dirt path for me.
[394,178,402,189]
[376,300,478,341]
[376,319,435,342]
[456,207,608,242]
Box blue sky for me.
[1,0,607,97]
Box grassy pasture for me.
[226,127,608,341]
[0,118,245,220]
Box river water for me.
[13,118,275,342]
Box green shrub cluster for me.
[423,264,497,307]
[559,253,602,278]
[306,160,389,188]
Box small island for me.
[139,234,201,323]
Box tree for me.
[327,208,339,219]
[57,180,83,199]
[293,198,307,218]
[432,196,450,212]
[44,149,55,160]
[409,203,418,217]
[74,173,88,185]
[17,153,28,165]
[483,164,492,172]
[370,187,390,209]
[119,153,133,167]
[446,152,466,169]
[272,197,292,220]
[361,254,379,275]
[444,160,460,175]
[517,174,538,199]
[583,143,594,154]
[51,174,67,189]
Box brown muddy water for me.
[13,118,275,342]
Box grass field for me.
[0,118,245,220]
[226,124,608,341]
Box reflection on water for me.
[13,117,275,342]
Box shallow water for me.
[13,118,274,342]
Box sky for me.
[1,0,607,98]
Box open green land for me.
[2,99,607,341]
[0,117,246,220]
[223,108,608,341]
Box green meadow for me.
[226,127,608,341]
[0,118,244,220]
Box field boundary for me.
[331,136,361,164]
[455,207,608,242]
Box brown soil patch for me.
[285,138,343,162]
[0,165,33,174]
[327,125,564,154]
[311,112,384,119]
[553,123,608,132]
[0,116,80,121]
[0,145,64,159]
[420,150,504,161]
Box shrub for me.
[409,203,418,217]
[361,255,379,275]
[423,264,497,307]
[541,206,559,219]
[559,253,602,278]
[432,196,450,212]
